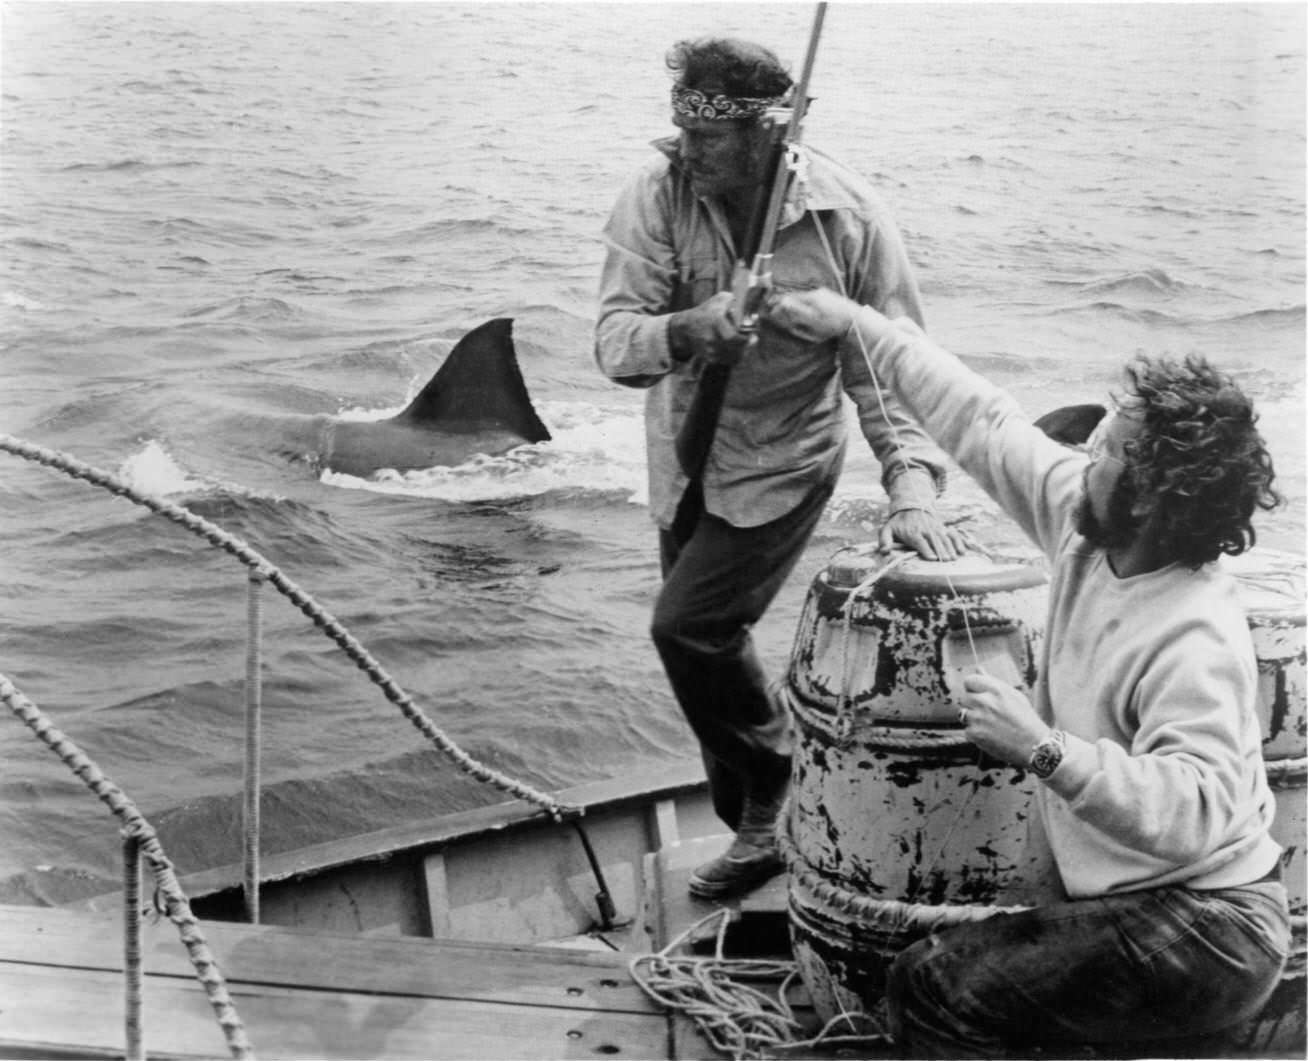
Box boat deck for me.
[0,836,803,1060]
[1,904,673,1060]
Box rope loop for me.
[629,907,901,1059]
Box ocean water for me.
[0,2,1303,906]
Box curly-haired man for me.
[766,287,1289,1057]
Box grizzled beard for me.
[1075,472,1143,552]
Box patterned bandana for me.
[671,85,785,121]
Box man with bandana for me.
[594,37,963,899]
[766,286,1289,1056]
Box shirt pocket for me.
[671,251,724,313]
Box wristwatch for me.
[1028,730,1067,779]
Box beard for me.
[1074,474,1141,551]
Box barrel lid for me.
[825,543,1047,594]
[1223,548,1305,624]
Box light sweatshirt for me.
[848,310,1281,898]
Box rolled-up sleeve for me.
[595,164,679,389]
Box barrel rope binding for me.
[1,674,256,1060]
[0,434,577,823]
[784,681,978,753]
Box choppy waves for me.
[1,1,1302,904]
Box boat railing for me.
[0,672,254,1060]
[0,433,589,1059]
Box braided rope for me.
[0,434,574,821]
[243,573,263,923]
[628,908,891,1060]
[123,836,144,1061]
[1,674,255,1060]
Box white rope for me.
[810,211,929,486]
[629,909,893,1059]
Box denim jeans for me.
[652,478,833,830]
[887,880,1291,1058]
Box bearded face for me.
[1075,469,1142,551]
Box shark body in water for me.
[284,317,551,478]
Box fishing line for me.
[809,211,930,489]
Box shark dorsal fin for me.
[1033,403,1107,447]
[397,318,551,443]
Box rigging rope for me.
[243,572,263,923]
[0,674,255,1060]
[0,433,576,822]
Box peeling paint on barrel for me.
[786,548,1056,904]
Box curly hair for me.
[665,38,792,99]
[1118,354,1281,568]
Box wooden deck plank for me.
[0,964,669,1061]
[0,905,656,1015]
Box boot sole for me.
[687,858,785,900]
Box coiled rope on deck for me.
[0,433,575,822]
[0,674,254,1061]
[629,908,890,1060]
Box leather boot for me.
[688,784,787,900]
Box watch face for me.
[1030,740,1063,778]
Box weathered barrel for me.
[783,546,1059,1019]
[783,543,1306,1051]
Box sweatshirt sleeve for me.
[849,309,1084,555]
[594,164,679,389]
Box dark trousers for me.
[652,478,833,831]
[888,880,1292,1058]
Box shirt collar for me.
[651,134,861,224]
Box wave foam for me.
[322,399,649,504]
[116,440,210,498]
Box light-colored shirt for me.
[595,138,946,529]
[853,310,1282,898]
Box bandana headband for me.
[671,85,785,121]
